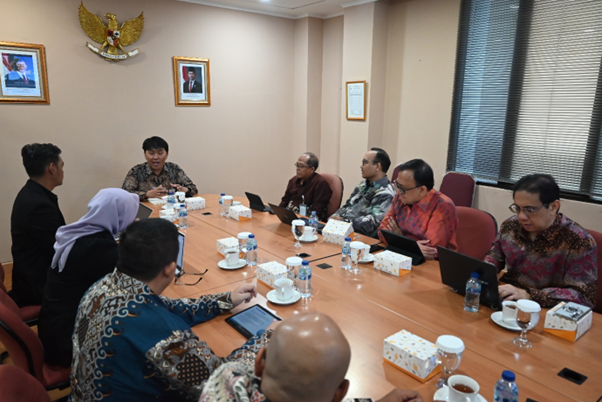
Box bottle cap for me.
[248,234,255,239]
[180,204,185,207]
[471,272,479,278]
[501,370,515,382]
[220,193,225,196]
[436,335,465,354]
[345,237,351,241]
[311,211,317,215]
[302,260,309,266]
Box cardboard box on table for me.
[257,261,288,289]
[229,205,252,221]
[322,220,353,246]
[216,237,239,257]
[544,302,593,342]
[185,197,205,211]
[374,250,412,277]
[383,330,441,383]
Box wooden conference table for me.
[154,195,601,402]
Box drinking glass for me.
[349,241,365,275]
[513,299,540,348]
[222,196,233,221]
[435,335,464,389]
[292,219,305,248]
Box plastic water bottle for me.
[246,234,257,266]
[219,193,226,216]
[297,260,312,298]
[341,237,351,270]
[167,189,176,209]
[309,211,319,232]
[494,370,519,402]
[178,204,188,229]
[464,272,481,312]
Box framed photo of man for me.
[1,41,49,104]
[173,56,210,106]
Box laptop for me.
[268,203,325,231]
[437,246,502,311]
[115,203,154,240]
[245,192,274,214]
[380,230,425,265]
[176,231,186,276]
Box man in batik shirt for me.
[122,136,198,201]
[199,312,423,402]
[331,148,395,238]
[71,219,270,402]
[378,159,458,260]
[485,174,597,308]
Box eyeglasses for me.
[508,203,549,216]
[392,180,421,195]
[361,159,377,166]
[174,268,208,286]
[294,163,310,169]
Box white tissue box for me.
[185,197,205,211]
[383,330,441,382]
[322,220,354,245]
[544,302,593,342]
[216,237,239,257]
[374,250,412,277]
[257,261,288,289]
[229,205,252,221]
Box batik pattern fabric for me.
[377,189,458,250]
[333,177,395,238]
[70,270,270,402]
[122,161,198,201]
[485,214,598,308]
[198,361,268,402]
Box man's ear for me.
[331,379,350,402]
[550,199,561,214]
[163,262,177,279]
[254,347,267,377]
[47,162,57,176]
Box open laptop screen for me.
[176,231,185,276]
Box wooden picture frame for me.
[173,56,211,106]
[0,41,49,104]
[346,81,366,120]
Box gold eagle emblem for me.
[78,2,144,62]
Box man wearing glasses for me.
[485,174,597,308]
[279,152,333,221]
[377,159,458,260]
[330,148,395,238]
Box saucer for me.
[217,259,247,270]
[434,386,487,402]
[490,311,522,331]
[358,254,375,264]
[266,289,301,305]
[299,235,319,243]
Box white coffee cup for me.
[274,277,294,301]
[175,191,186,202]
[448,375,480,402]
[302,226,316,240]
[224,247,239,267]
[502,300,518,323]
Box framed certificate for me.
[346,81,366,120]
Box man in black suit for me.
[10,143,66,307]
[183,69,202,93]
[5,59,36,88]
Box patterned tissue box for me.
[185,197,205,211]
[216,237,239,257]
[229,205,252,221]
[374,250,412,277]
[257,261,288,289]
[383,330,441,382]
[544,302,593,342]
[322,219,354,245]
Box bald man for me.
[199,312,423,402]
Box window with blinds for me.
[447,0,602,200]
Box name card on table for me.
[383,330,441,382]
[322,219,354,246]
[544,302,593,342]
[229,205,252,221]
[257,261,288,289]
[374,250,412,277]
[217,237,239,257]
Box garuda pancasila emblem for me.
[78,2,144,62]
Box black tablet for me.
[381,230,425,265]
[225,304,282,339]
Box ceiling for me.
[178,0,377,19]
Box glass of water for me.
[349,241,365,275]
[435,335,465,388]
[513,299,541,349]
[292,219,305,248]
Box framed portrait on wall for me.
[173,56,211,106]
[0,41,49,104]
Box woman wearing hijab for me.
[38,188,139,368]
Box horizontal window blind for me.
[447,0,602,199]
